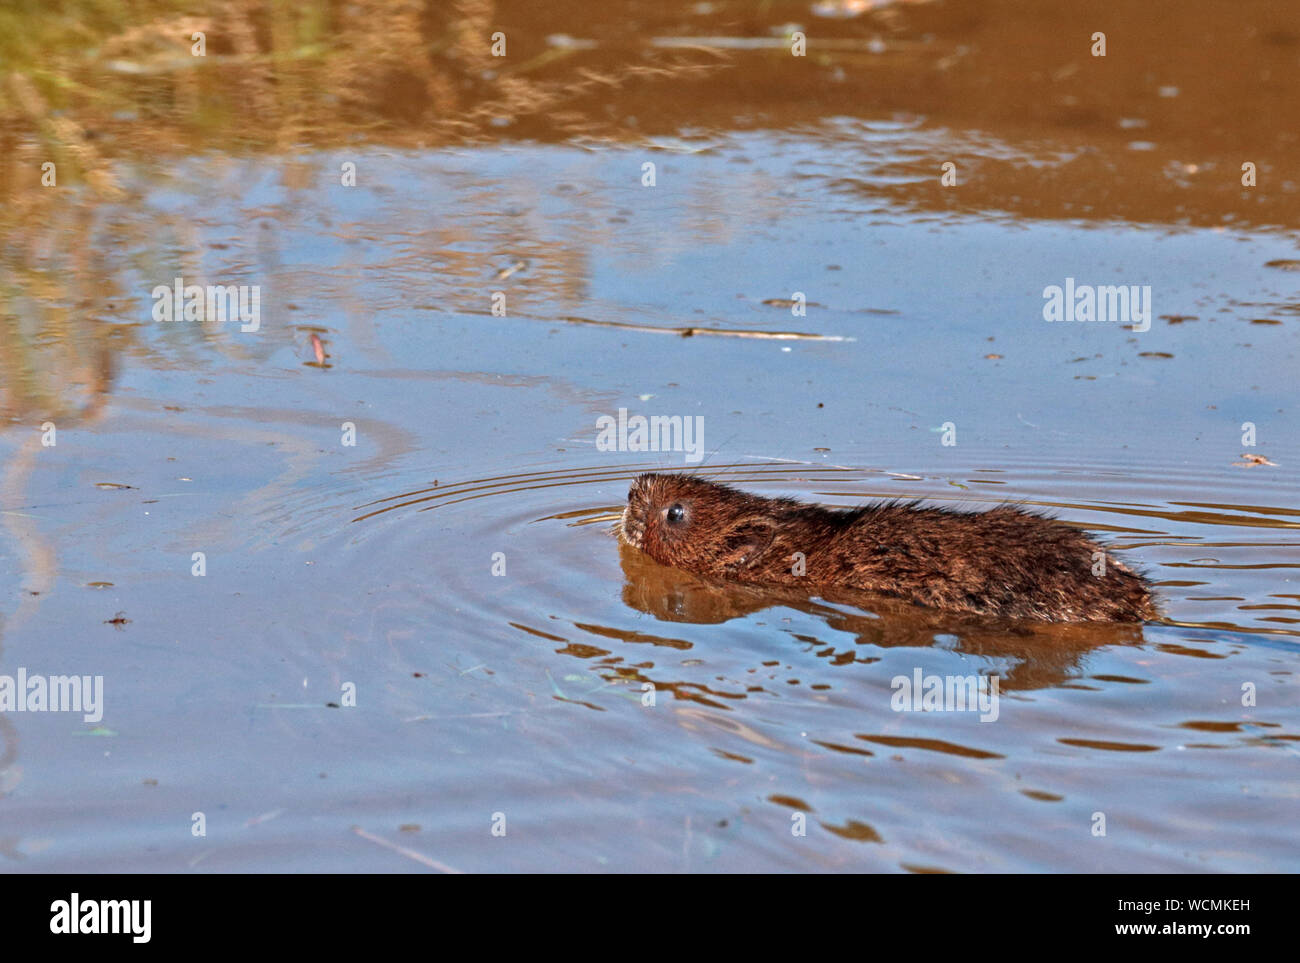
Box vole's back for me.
[774,503,1157,622]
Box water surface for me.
[1,0,1297,872]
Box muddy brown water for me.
[0,0,1297,871]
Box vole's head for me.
[619,473,781,575]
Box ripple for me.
[351,459,1300,638]
[1057,738,1162,752]
[855,735,1003,759]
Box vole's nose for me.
[618,502,645,547]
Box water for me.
[1,0,1297,873]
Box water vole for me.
[619,473,1158,622]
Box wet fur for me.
[619,473,1158,623]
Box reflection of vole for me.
[616,540,1145,691]
[619,473,1157,622]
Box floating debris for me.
[811,0,897,17]
[244,809,285,828]
[762,298,824,308]
[546,34,598,50]
[558,315,849,341]
[495,260,528,280]
[1233,453,1277,467]
[352,826,464,873]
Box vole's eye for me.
[665,503,687,525]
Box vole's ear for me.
[720,516,777,572]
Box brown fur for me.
[619,473,1158,623]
